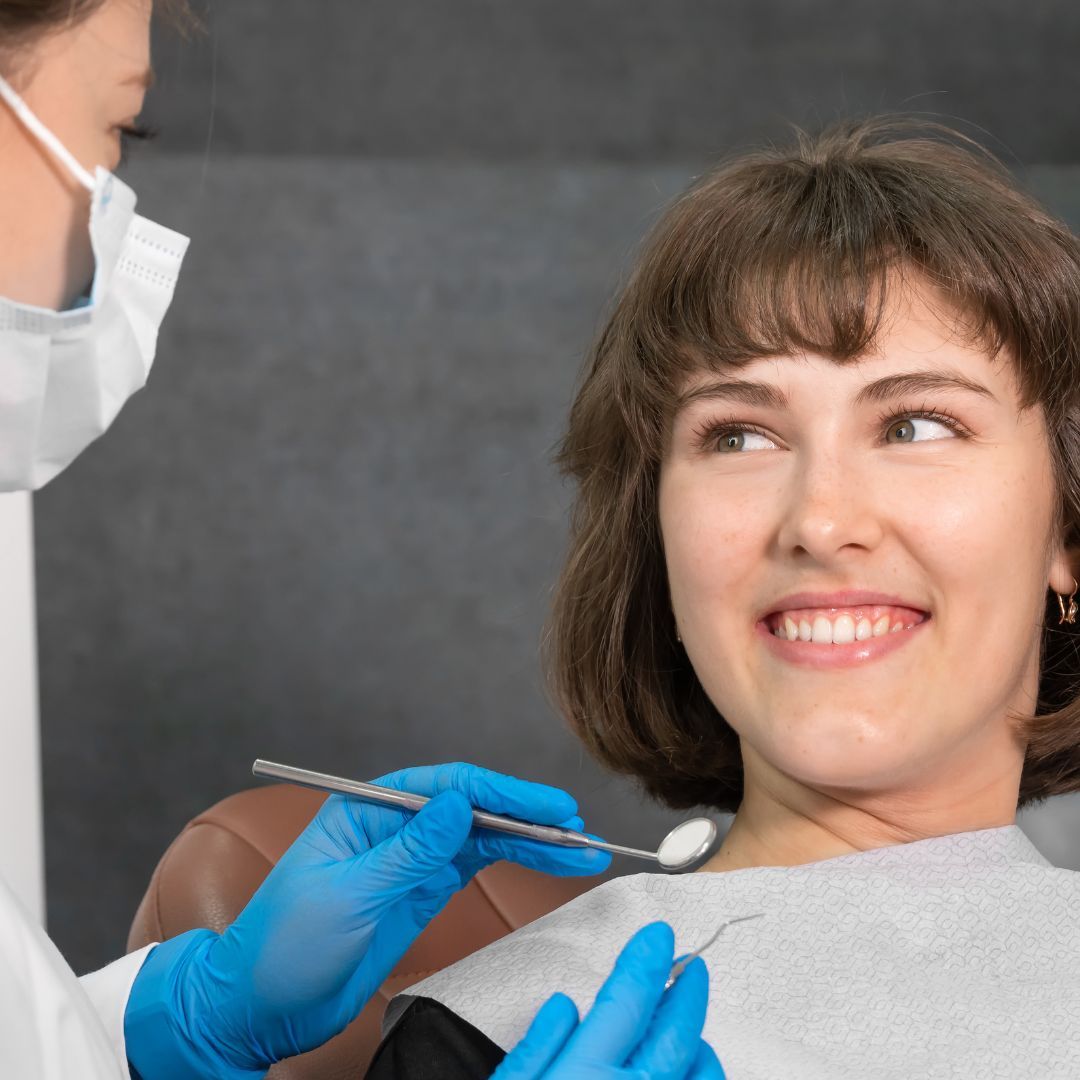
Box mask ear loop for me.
[0,73,95,193]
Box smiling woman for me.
[550,116,1080,828]
[373,117,1080,1079]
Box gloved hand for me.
[124,762,610,1080]
[493,922,724,1079]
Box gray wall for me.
[34,1,1080,974]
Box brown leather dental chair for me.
[127,783,598,1078]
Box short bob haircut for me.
[547,116,1080,815]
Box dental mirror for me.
[654,817,719,871]
[252,760,719,872]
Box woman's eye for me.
[714,428,774,452]
[884,415,956,443]
[699,409,964,454]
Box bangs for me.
[610,121,1080,460]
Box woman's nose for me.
[774,452,885,560]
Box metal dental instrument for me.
[665,913,766,990]
[251,760,718,872]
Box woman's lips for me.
[755,611,930,669]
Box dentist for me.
[0,1,722,1077]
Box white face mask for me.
[0,74,190,491]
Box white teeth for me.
[772,610,922,645]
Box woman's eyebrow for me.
[675,369,998,414]
[854,369,998,405]
[676,379,785,412]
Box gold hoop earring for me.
[1057,577,1078,625]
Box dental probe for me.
[251,760,717,871]
[665,913,766,990]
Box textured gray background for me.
[33,0,1080,974]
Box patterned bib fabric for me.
[386,826,1080,1078]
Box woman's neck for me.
[698,807,906,873]
[696,741,1020,874]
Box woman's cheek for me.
[662,474,763,635]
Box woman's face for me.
[659,281,1075,823]
[0,0,153,308]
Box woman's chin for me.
[761,722,929,789]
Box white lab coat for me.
[0,873,155,1078]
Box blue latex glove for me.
[493,922,725,1079]
[124,762,610,1080]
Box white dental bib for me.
[386,825,1080,1078]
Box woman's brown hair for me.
[547,116,1080,814]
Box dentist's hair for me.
[0,0,103,38]
[546,115,1080,814]
[0,0,195,77]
